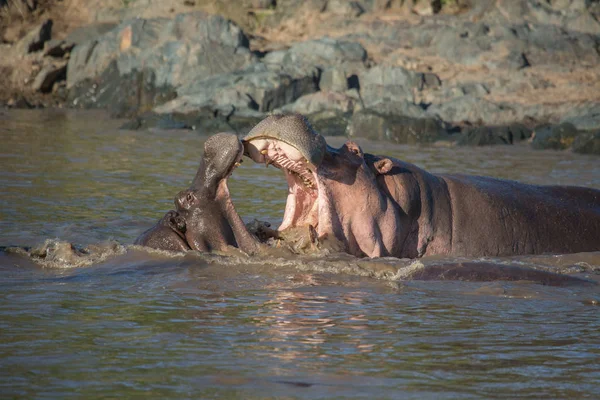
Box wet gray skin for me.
[134,210,190,252]
[136,133,259,253]
[173,188,237,252]
[242,113,600,259]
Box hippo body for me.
[134,210,190,252]
[369,155,600,258]
[242,114,600,258]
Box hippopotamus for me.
[135,133,260,254]
[242,113,600,258]
[134,210,190,252]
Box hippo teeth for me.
[265,153,316,188]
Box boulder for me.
[325,0,365,17]
[320,67,349,92]
[347,110,449,144]
[426,96,518,126]
[32,62,67,93]
[66,12,256,115]
[572,131,600,155]
[457,124,532,146]
[276,90,356,115]
[154,62,319,116]
[561,104,600,131]
[68,61,177,118]
[530,123,580,150]
[15,19,52,54]
[263,37,367,72]
[358,65,441,111]
[355,16,600,70]
[64,23,118,46]
[307,110,351,136]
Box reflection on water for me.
[1,110,599,398]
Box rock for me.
[457,124,532,146]
[43,39,75,58]
[64,23,118,46]
[307,110,351,136]
[367,100,429,119]
[277,90,356,115]
[155,62,318,116]
[412,1,435,16]
[572,131,600,155]
[428,82,491,104]
[530,123,580,150]
[68,61,177,118]
[320,67,348,92]
[561,104,600,131]
[426,96,517,125]
[32,62,67,93]
[66,12,256,116]
[371,18,600,70]
[67,12,254,89]
[325,0,365,17]
[15,19,52,54]
[359,65,424,107]
[347,110,449,144]
[420,72,441,90]
[6,95,33,109]
[263,37,367,71]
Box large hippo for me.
[242,113,600,258]
[135,133,260,254]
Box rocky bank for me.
[1,0,600,153]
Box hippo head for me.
[190,133,244,192]
[243,114,395,257]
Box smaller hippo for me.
[135,133,260,254]
[134,210,190,252]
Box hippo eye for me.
[186,193,193,202]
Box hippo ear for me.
[344,141,363,158]
[373,158,393,175]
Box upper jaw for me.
[242,137,318,188]
[242,114,327,167]
[224,141,244,178]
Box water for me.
[1,109,599,398]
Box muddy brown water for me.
[1,109,599,398]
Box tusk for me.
[261,149,268,155]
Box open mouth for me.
[243,138,320,231]
[224,141,245,179]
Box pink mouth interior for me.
[245,138,320,231]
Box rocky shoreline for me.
[1,0,599,154]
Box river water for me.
[1,109,599,398]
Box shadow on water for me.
[1,110,600,398]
